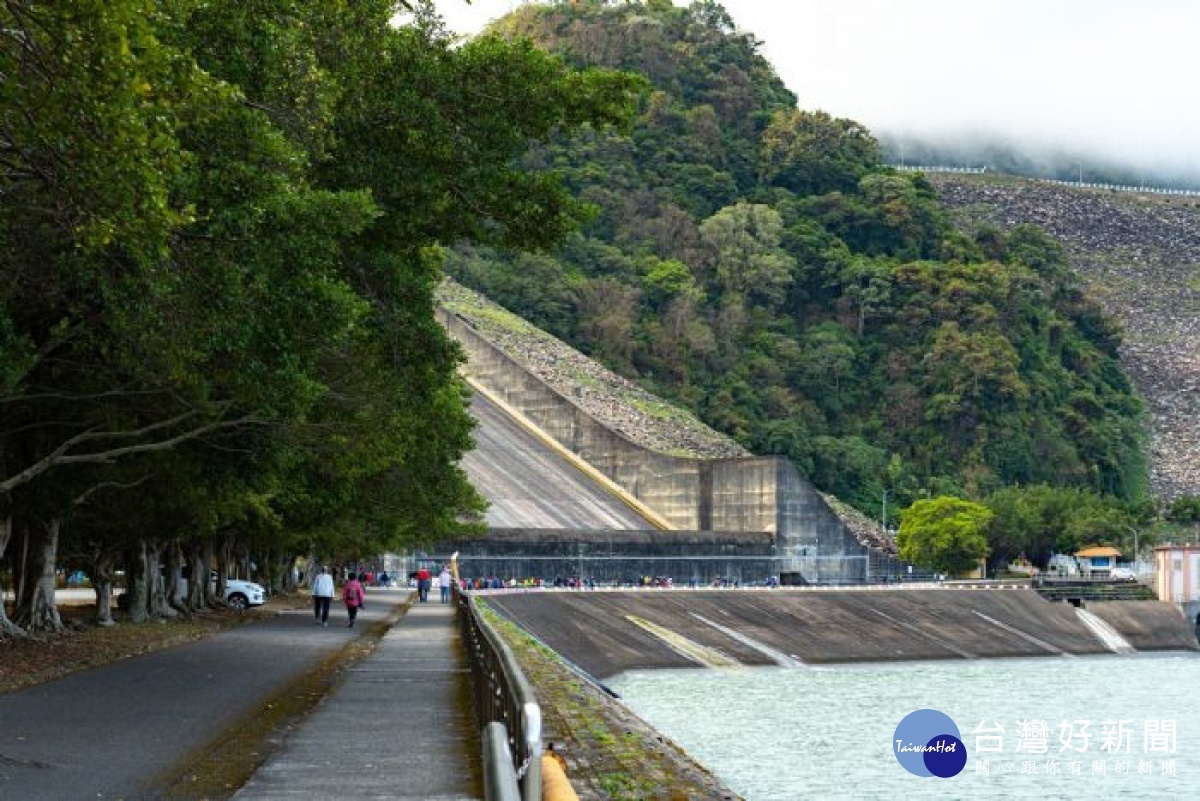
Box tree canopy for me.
[0,0,640,635]
[896,497,992,576]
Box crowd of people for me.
[305,564,790,628]
[453,574,783,590]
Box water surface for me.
[609,653,1198,799]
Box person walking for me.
[438,565,453,604]
[416,566,431,603]
[311,566,335,626]
[342,572,366,628]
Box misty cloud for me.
[743,0,1200,178]
[439,0,1200,180]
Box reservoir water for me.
[608,652,1198,800]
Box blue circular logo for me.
[893,709,967,778]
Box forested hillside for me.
[930,174,1200,503]
[446,0,1146,527]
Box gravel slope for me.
[439,279,749,460]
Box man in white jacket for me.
[311,566,335,626]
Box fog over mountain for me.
[439,0,1200,185]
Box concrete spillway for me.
[485,590,1200,680]
[1075,607,1136,654]
[461,393,656,530]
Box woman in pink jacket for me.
[342,572,366,628]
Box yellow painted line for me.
[626,615,741,669]
[464,376,674,531]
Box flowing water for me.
[608,652,1199,800]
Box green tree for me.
[1168,495,1200,524]
[759,109,879,197]
[897,496,992,576]
[698,202,795,309]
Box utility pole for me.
[1126,526,1139,570]
[881,489,889,532]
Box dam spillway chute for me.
[689,613,806,668]
[1074,607,1137,654]
[461,391,662,531]
[625,615,742,669]
[868,607,976,659]
[972,610,1072,656]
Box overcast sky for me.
[434,1,1200,176]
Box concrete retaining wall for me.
[439,529,779,586]
[484,590,1200,679]
[440,309,872,583]
[1088,600,1200,651]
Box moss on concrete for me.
[479,602,738,801]
[151,600,412,799]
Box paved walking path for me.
[0,590,481,800]
[236,599,481,799]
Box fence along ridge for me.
[889,164,1200,196]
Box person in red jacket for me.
[416,566,431,603]
[342,572,365,628]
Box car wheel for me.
[227,593,249,610]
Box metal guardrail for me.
[457,589,542,801]
[481,722,522,801]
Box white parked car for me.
[220,577,267,609]
[176,571,267,609]
[1109,566,1137,582]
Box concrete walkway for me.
[237,599,482,799]
[0,589,481,800]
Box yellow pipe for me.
[541,753,579,801]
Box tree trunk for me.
[15,517,30,609]
[93,581,115,626]
[84,545,118,626]
[242,548,252,581]
[164,541,188,616]
[15,517,64,635]
[213,538,233,604]
[125,541,150,624]
[261,546,280,593]
[145,542,175,619]
[185,544,209,610]
[282,552,300,594]
[202,538,218,606]
[0,515,29,639]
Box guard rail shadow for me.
[456,588,542,801]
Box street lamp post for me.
[1124,525,1139,572]
[881,489,890,532]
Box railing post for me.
[457,588,544,801]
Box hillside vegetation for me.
[930,174,1200,502]
[446,0,1146,526]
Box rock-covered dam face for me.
[484,589,1199,680]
